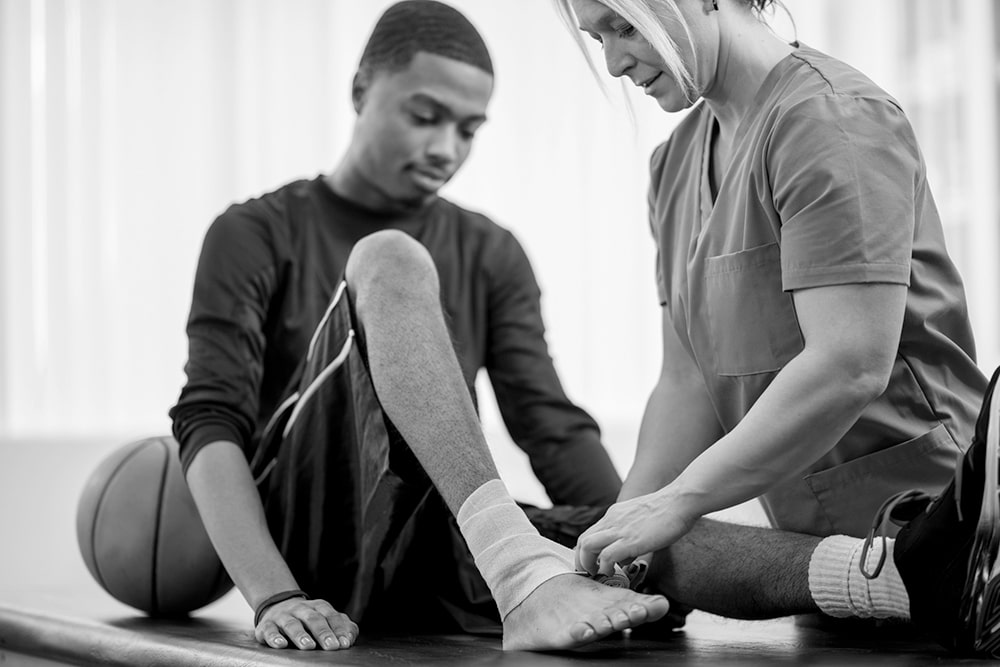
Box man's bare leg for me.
[646,518,820,619]
[344,230,669,650]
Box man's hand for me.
[255,597,359,650]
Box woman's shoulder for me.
[759,45,917,157]
[774,44,903,113]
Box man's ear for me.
[352,71,370,114]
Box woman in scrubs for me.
[557,0,998,655]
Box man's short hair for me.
[357,1,494,80]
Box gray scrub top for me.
[648,44,987,537]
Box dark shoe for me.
[864,365,1000,657]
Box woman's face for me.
[569,0,712,112]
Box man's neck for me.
[326,162,432,216]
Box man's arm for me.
[185,442,356,650]
[171,211,356,650]
[485,231,621,507]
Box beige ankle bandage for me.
[456,479,575,619]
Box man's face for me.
[352,51,494,208]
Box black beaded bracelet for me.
[253,589,309,626]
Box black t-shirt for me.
[170,176,620,506]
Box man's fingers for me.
[255,620,289,649]
[309,599,357,646]
[300,609,341,650]
[323,611,359,648]
[341,621,359,648]
[278,617,316,650]
[254,598,359,651]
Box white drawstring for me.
[306,281,348,362]
[283,330,355,439]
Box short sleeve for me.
[768,95,919,291]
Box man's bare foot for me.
[502,573,670,651]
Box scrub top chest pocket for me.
[704,242,804,376]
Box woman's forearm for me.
[664,345,885,519]
[665,282,906,520]
[621,375,723,502]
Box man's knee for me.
[345,230,439,298]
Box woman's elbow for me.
[840,350,895,407]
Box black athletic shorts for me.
[255,281,607,634]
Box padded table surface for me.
[0,586,982,666]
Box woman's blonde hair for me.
[552,0,782,100]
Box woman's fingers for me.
[575,493,692,577]
[575,526,617,575]
[596,539,633,576]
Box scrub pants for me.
[255,281,607,634]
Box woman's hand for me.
[255,597,359,651]
[574,489,699,577]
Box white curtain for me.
[0,0,668,458]
[2,1,997,499]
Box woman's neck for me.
[702,13,794,135]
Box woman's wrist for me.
[656,479,708,529]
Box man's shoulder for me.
[219,177,315,221]
[435,196,505,232]
[209,177,322,244]
[432,196,519,250]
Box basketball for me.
[75,436,233,616]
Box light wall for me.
[1,0,997,506]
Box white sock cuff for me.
[457,479,574,619]
[808,535,910,621]
[808,535,858,618]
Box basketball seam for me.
[151,438,170,615]
[90,442,151,593]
